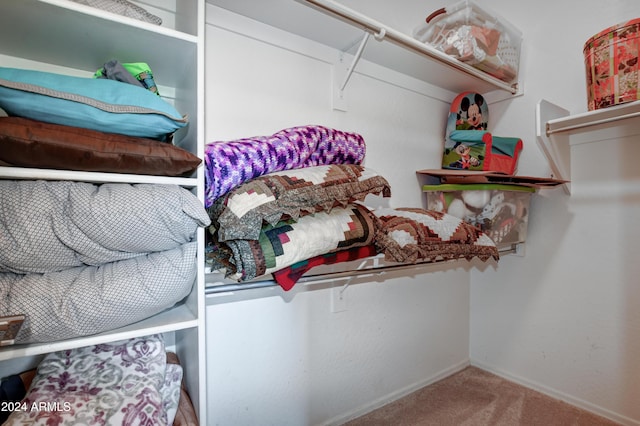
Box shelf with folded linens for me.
[0,334,197,426]
[0,0,199,88]
[0,0,201,163]
[201,126,504,300]
[0,0,208,424]
[0,167,198,187]
[0,304,199,362]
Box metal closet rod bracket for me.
[336,254,380,295]
[339,27,386,92]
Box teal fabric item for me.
[0,67,187,140]
[449,129,490,143]
[451,131,520,155]
[491,136,521,156]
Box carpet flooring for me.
[344,366,620,426]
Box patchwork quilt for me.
[208,164,390,241]
[272,245,378,291]
[373,207,500,263]
[207,204,377,282]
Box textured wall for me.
[467,1,640,424]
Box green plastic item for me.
[94,62,159,96]
[94,62,149,78]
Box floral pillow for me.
[4,335,181,426]
[208,164,391,241]
[373,207,499,264]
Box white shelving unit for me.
[0,0,207,423]
[536,99,640,195]
[206,0,521,104]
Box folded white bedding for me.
[0,180,210,274]
[0,242,198,344]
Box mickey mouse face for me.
[458,93,487,130]
[466,103,482,128]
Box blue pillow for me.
[0,67,188,140]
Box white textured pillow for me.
[0,180,210,274]
[0,242,197,344]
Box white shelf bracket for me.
[332,28,385,111]
[340,31,370,91]
[535,99,571,194]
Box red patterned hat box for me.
[584,18,640,111]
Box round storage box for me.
[584,18,640,111]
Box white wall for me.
[204,0,640,425]
[468,1,640,425]
[204,4,477,425]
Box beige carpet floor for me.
[344,366,620,426]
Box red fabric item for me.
[273,245,378,291]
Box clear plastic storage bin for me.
[423,183,534,250]
[413,0,522,84]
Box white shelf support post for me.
[536,99,571,194]
[332,28,385,111]
[340,31,370,92]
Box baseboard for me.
[320,359,471,426]
[470,360,640,426]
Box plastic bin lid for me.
[422,183,536,192]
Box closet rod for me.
[547,110,640,135]
[302,0,518,94]
[205,246,514,295]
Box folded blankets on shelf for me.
[203,125,367,208]
[0,180,211,344]
[208,204,377,282]
[202,126,501,291]
[208,203,501,289]
[0,243,197,343]
[372,207,500,263]
[0,180,210,274]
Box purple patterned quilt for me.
[204,125,366,208]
